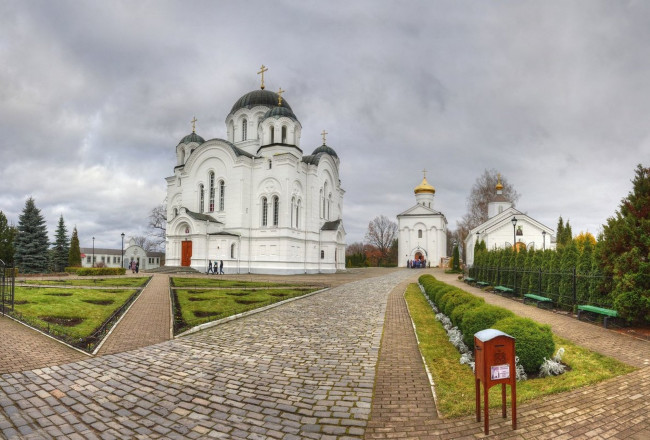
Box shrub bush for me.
[440,290,475,317]
[449,298,485,327]
[493,316,555,373]
[460,304,514,350]
[66,267,126,276]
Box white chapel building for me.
[464,175,555,266]
[164,70,346,274]
[397,173,448,267]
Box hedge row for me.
[65,267,126,276]
[418,274,554,373]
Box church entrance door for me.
[181,241,192,267]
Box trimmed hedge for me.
[419,274,557,374]
[460,304,514,350]
[65,267,126,276]
[494,317,555,373]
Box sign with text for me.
[491,364,510,380]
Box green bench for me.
[577,305,618,329]
[464,277,475,284]
[493,285,515,295]
[476,281,490,288]
[523,293,553,309]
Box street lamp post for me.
[121,233,125,268]
[542,230,546,251]
[511,217,517,250]
[92,237,95,267]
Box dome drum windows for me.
[242,119,248,141]
[199,184,205,213]
[209,172,215,212]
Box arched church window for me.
[173,208,178,218]
[199,184,205,213]
[209,172,215,212]
[242,119,247,141]
[291,197,295,227]
[272,196,279,227]
[261,197,268,226]
[418,229,422,238]
[281,126,287,143]
[296,199,301,228]
[319,189,324,218]
[321,250,325,259]
[229,121,234,142]
[322,183,328,218]
[270,126,275,143]
[328,193,332,220]
[231,243,236,259]
[268,159,272,169]
[219,180,225,211]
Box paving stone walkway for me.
[97,274,172,356]
[0,270,415,439]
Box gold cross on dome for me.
[422,168,427,179]
[321,130,328,144]
[191,116,197,133]
[257,64,268,90]
[278,87,285,106]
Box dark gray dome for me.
[180,132,205,144]
[262,105,298,121]
[230,90,293,114]
[312,144,338,158]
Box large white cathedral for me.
[164,69,346,274]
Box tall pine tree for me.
[52,215,70,272]
[68,227,82,267]
[0,211,16,264]
[14,198,50,273]
[601,164,650,323]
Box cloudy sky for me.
[1,1,648,249]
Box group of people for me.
[207,259,224,275]
[407,258,427,269]
[129,260,139,274]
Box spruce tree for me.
[68,227,82,267]
[556,217,565,248]
[14,197,50,273]
[0,211,16,264]
[52,215,70,272]
[601,164,650,323]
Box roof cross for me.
[277,87,285,106]
[257,64,268,90]
[191,116,197,133]
[422,168,427,179]
[321,130,328,144]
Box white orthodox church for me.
[164,68,346,274]
[397,173,448,267]
[464,175,555,266]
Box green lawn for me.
[404,283,636,418]
[18,277,150,288]
[12,286,138,342]
[171,277,307,289]
[174,286,320,332]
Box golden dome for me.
[414,177,435,194]
[496,173,503,191]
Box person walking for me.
[207,260,213,274]
[219,260,224,275]
[135,261,139,274]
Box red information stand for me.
[474,329,517,435]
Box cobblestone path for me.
[97,274,172,356]
[0,270,415,439]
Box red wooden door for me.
[181,241,192,266]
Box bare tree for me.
[346,241,365,256]
[132,235,158,253]
[147,203,167,250]
[456,169,520,253]
[365,215,398,264]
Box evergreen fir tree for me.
[52,215,70,272]
[68,227,82,267]
[556,217,565,248]
[576,238,593,303]
[14,197,50,273]
[563,220,573,245]
[540,250,553,296]
[527,250,543,295]
[545,249,562,300]
[0,211,16,264]
[601,164,650,323]
[517,247,529,293]
[558,242,579,307]
[452,242,460,271]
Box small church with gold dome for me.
[397,172,448,267]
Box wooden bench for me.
[577,305,618,329]
[523,293,553,309]
[493,285,515,295]
[476,281,490,288]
